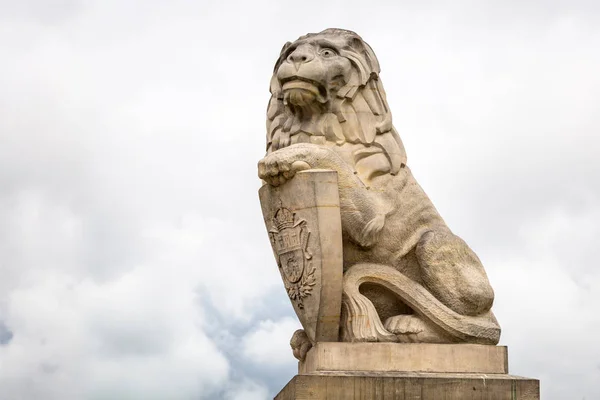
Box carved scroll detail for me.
[286,264,316,309]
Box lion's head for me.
[266,28,406,179]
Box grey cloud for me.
[0,321,13,345]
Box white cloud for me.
[223,379,270,400]
[242,317,301,367]
[0,266,230,399]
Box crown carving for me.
[273,207,295,230]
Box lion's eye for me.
[319,48,336,58]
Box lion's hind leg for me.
[416,230,494,317]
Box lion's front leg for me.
[258,144,388,248]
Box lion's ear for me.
[273,41,292,73]
[350,37,364,52]
[280,42,292,57]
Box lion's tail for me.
[342,263,501,344]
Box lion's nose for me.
[287,46,314,70]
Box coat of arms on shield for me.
[269,207,315,309]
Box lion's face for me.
[276,33,355,107]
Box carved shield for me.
[280,249,305,284]
[259,170,343,343]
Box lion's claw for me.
[258,147,314,187]
[357,214,385,248]
[384,315,450,343]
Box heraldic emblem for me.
[269,207,315,309]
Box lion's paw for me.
[258,147,315,186]
[258,152,293,186]
[290,329,312,361]
[384,315,448,343]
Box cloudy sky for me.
[0,0,598,399]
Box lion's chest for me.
[289,131,328,147]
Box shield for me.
[259,170,343,343]
[280,249,305,284]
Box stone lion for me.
[258,28,500,359]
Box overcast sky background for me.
[0,1,598,399]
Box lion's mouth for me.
[281,77,328,105]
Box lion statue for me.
[258,28,500,360]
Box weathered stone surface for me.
[258,28,500,352]
[299,343,508,375]
[275,373,540,400]
[259,170,343,347]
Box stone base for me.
[300,343,508,374]
[275,343,539,399]
[275,373,540,400]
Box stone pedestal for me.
[275,373,539,400]
[300,343,508,375]
[275,343,539,400]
